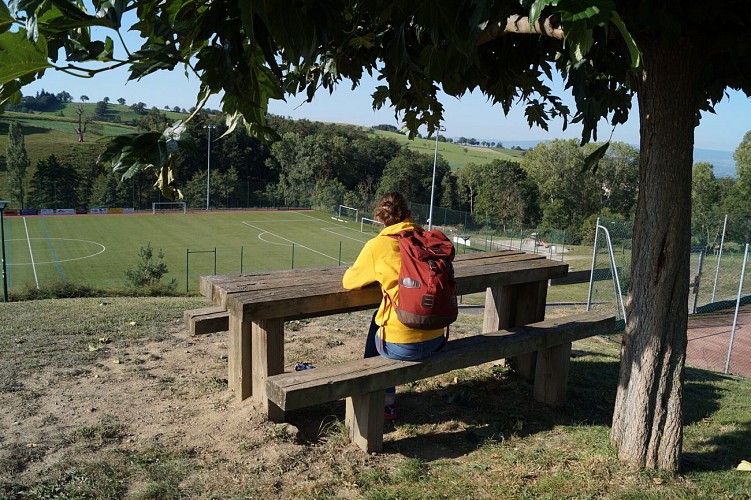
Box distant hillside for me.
[693,149,736,177]
[502,140,737,177]
[372,129,523,169]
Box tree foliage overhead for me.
[0,0,643,197]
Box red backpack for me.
[387,229,458,330]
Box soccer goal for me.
[152,201,187,214]
[360,217,384,234]
[337,205,358,222]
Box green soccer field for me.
[1,210,378,294]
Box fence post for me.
[691,249,705,314]
[185,248,189,294]
[240,245,244,273]
[712,214,728,303]
[214,247,217,275]
[587,218,601,311]
[561,230,566,262]
[725,243,749,374]
[292,243,295,269]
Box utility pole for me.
[203,125,216,210]
[428,126,446,231]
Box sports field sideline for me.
[1,210,377,293]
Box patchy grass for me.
[1,297,750,498]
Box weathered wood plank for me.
[533,342,572,407]
[184,306,229,335]
[228,314,252,399]
[346,392,384,452]
[508,280,549,380]
[250,319,285,411]
[199,250,547,301]
[266,311,614,411]
[226,258,567,320]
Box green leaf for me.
[95,0,126,29]
[581,141,610,173]
[610,11,641,69]
[558,0,614,25]
[0,2,13,34]
[0,30,50,86]
[529,0,558,26]
[33,0,115,35]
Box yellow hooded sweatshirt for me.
[342,220,444,344]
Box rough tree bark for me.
[610,35,699,471]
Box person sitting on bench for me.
[342,193,445,420]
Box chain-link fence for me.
[402,202,568,260]
[589,215,751,378]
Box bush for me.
[124,243,177,294]
[9,281,101,301]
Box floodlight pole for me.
[428,126,446,231]
[204,125,216,211]
[0,200,9,302]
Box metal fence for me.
[402,202,569,261]
[588,215,751,378]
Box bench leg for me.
[251,319,285,421]
[345,392,384,453]
[228,314,252,400]
[533,342,572,407]
[484,280,547,381]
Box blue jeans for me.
[364,313,445,405]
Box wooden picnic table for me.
[199,250,568,416]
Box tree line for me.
[3,111,751,246]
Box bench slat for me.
[184,306,229,335]
[228,257,566,319]
[266,311,615,411]
[202,250,542,306]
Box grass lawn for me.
[4,209,571,296]
[3,210,375,294]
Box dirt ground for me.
[1,305,511,497]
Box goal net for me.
[336,205,358,223]
[152,202,187,214]
[360,217,384,234]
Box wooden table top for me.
[199,250,568,320]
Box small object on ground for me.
[738,460,751,471]
[384,405,398,420]
[294,362,315,371]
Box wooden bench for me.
[198,250,570,419]
[184,306,229,335]
[190,259,585,337]
[266,311,614,452]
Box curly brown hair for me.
[374,192,412,227]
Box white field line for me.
[293,211,370,238]
[5,238,106,265]
[319,227,370,244]
[242,222,342,264]
[23,217,40,288]
[241,219,318,223]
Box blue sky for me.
[23,63,751,153]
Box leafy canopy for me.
[0,1,645,196]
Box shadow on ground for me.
[286,352,744,471]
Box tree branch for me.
[478,14,563,46]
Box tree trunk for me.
[610,36,699,471]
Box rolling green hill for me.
[372,129,523,169]
[0,103,185,193]
[0,108,140,169]
[0,104,527,204]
